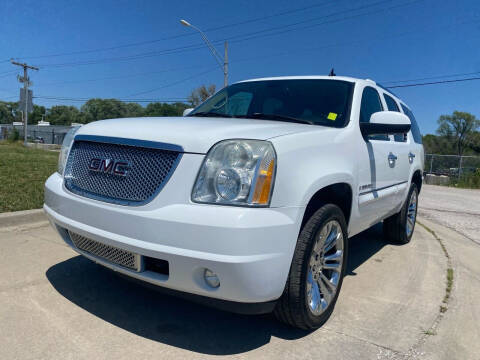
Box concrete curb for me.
[0,209,47,228]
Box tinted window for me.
[190,79,354,128]
[360,86,388,141]
[401,104,422,144]
[384,94,400,112]
[383,94,406,142]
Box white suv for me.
[44,76,424,329]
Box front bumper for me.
[44,172,303,307]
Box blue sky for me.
[0,0,479,134]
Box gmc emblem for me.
[88,158,130,176]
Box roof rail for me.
[376,83,399,98]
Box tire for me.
[383,183,418,244]
[274,204,348,330]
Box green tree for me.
[80,98,128,123]
[125,102,144,117]
[187,84,216,107]
[467,131,480,154]
[437,111,480,156]
[422,134,455,155]
[48,105,82,125]
[30,105,46,124]
[144,102,188,117]
[0,101,18,124]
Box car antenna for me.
[329,68,336,76]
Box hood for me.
[75,116,314,153]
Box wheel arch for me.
[411,169,422,193]
[301,182,353,230]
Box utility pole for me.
[11,60,39,145]
[224,41,228,87]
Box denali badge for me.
[88,158,130,176]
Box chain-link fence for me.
[424,154,480,178]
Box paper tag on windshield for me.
[327,112,338,121]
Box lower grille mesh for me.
[69,231,140,271]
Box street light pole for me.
[180,19,228,87]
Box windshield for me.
[189,79,354,127]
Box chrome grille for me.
[69,231,141,271]
[64,138,181,206]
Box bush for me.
[451,169,480,189]
[8,128,19,142]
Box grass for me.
[444,268,454,304]
[0,141,58,213]
[448,170,480,189]
[417,221,454,315]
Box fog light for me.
[204,269,220,288]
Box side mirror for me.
[360,111,411,137]
[183,108,194,117]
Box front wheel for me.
[383,183,418,244]
[274,204,348,330]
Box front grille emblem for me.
[88,158,131,176]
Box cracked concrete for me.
[1,185,479,359]
[418,184,480,244]
[4,213,476,359]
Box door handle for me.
[388,153,398,161]
[388,153,397,167]
[408,152,416,163]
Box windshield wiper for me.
[189,111,232,118]
[245,113,314,125]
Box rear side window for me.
[401,104,422,144]
[384,94,400,112]
[360,86,388,141]
[383,94,406,142]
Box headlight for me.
[57,126,81,176]
[192,140,276,206]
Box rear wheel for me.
[274,204,348,329]
[383,183,418,244]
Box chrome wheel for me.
[306,220,344,316]
[406,189,417,237]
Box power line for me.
[0,70,17,78]
[39,65,214,86]
[34,74,480,105]
[221,0,403,43]
[0,95,17,100]
[34,96,188,103]
[386,76,480,88]
[14,1,340,60]
[35,0,414,69]
[125,67,218,98]
[382,71,480,85]
[32,67,218,102]
[28,16,475,91]
[11,14,466,92]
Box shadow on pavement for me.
[46,223,388,355]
